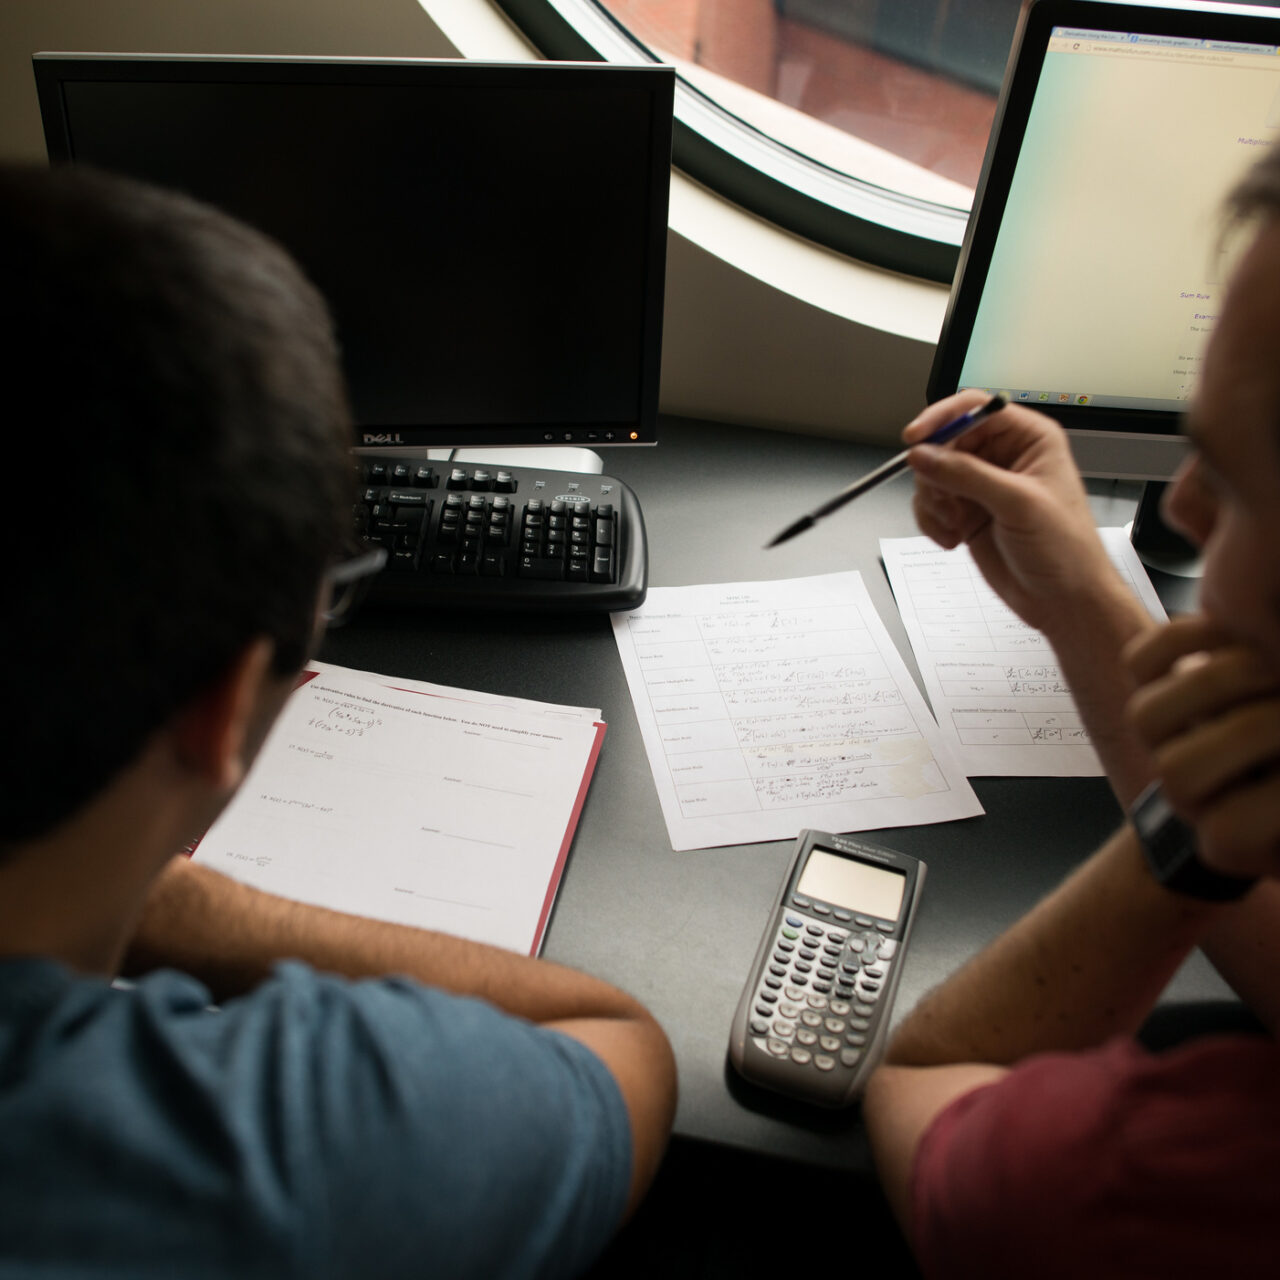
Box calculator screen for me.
[798,850,905,921]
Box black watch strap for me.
[1129,781,1257,902]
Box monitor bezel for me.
[927,0,1280,452]
[33,52,674,449]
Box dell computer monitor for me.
[34,54,674,451]
[929,0,1280,488]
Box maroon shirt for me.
[911,1034,1280,1279]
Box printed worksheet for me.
[194,665,605,955]
[880,530,1167,777]
[610,571,983,852]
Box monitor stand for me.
[447,445,604,475]
[1129,480,1202,579]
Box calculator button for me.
[773,1019,796,1038]
[807,993,829,1011]
[800,1010,822,1028]
[782,927,800,940]
[814,1054,836,1072]
[750,1019,770,1036]
[767,1038,789,1057]
[855,915,873,927]
[779,1000,801,1019]
[758,990,779,1004]
[836,986,855,1001]
[823,944,841,959]
[858,980,882,995]
[840,1048,863,1068]
[876,920,894,934]
[849,1017,871,1031]
[845,1031,867,1047]
[829,1000,851,1016]
[825,1017,846,1034]
[817,966,836,981]
[783,989,804,1005]
[791,895,811,909]
[790,1048,812,1065]
[812,903,831,916]
[849,938,866,953]
[776,939,795,953]
[785,915,803,928]
[805,924,824,938]
[769,963,787,977]
[755,1003,774,1019]
[854,1004,875,1018]
[863,967,885,981]
[797,1029,818,1046]
[799,948,817,961]
[812,981,832,995]
[764,977,782,991]
[790,974,809,987]
[877,939,899,959]
[820,1035,841,1053]
[794,961,812,974]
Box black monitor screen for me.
[929,1,1280,454]
[35,56,673,448]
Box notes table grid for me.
[881,531,1167,777]
[611,571,981,851]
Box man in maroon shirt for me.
[862,147,1280,1277]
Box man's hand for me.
[904,392,1120,636]
[1126,615,1280,880]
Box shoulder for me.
[911,1035,1280,1280]
[0,960,632,1279]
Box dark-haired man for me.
[863,148,1280,1274]
[0,164,674,1277]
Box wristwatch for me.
[1129,781,1257,902]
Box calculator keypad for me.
[749,909,896,1073]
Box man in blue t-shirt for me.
[0,164,675,1278]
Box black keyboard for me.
[355,456,648,611]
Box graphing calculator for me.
[729,829,925,1108]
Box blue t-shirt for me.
[0,958,632,1279]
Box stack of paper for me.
[193,662,604,956]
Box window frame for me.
[494,0,969,282]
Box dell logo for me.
[362,432,405,445]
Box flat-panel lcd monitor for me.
[35,55,674,450]
[929,0,1280,480]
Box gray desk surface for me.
[320,415,1223,1173]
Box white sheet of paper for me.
[610,571,983,851]
[880,529,1168,777]
[193,666,605,955]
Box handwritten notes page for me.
[610,571,982,852]
[193,665,605,955]
[880,529,1167,777]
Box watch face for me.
[1131,782,1256,902]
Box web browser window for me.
[959,27,1280,412]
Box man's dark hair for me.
[2,163,354,845]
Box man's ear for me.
[169,638,282,792]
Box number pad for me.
[750,914,892,1070]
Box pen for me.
[764,394,1008,549]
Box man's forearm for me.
[1039,576,1160,807]
[122,857,650,1026]
[886,826,1220,1068]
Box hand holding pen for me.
[766,394,1008,549]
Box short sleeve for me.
[202,963,633,1280]
[909,1035,1280,1280]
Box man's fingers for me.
[1127,644,1280,747]
[1155,697,1280,811]
[1123,615,1234,684]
